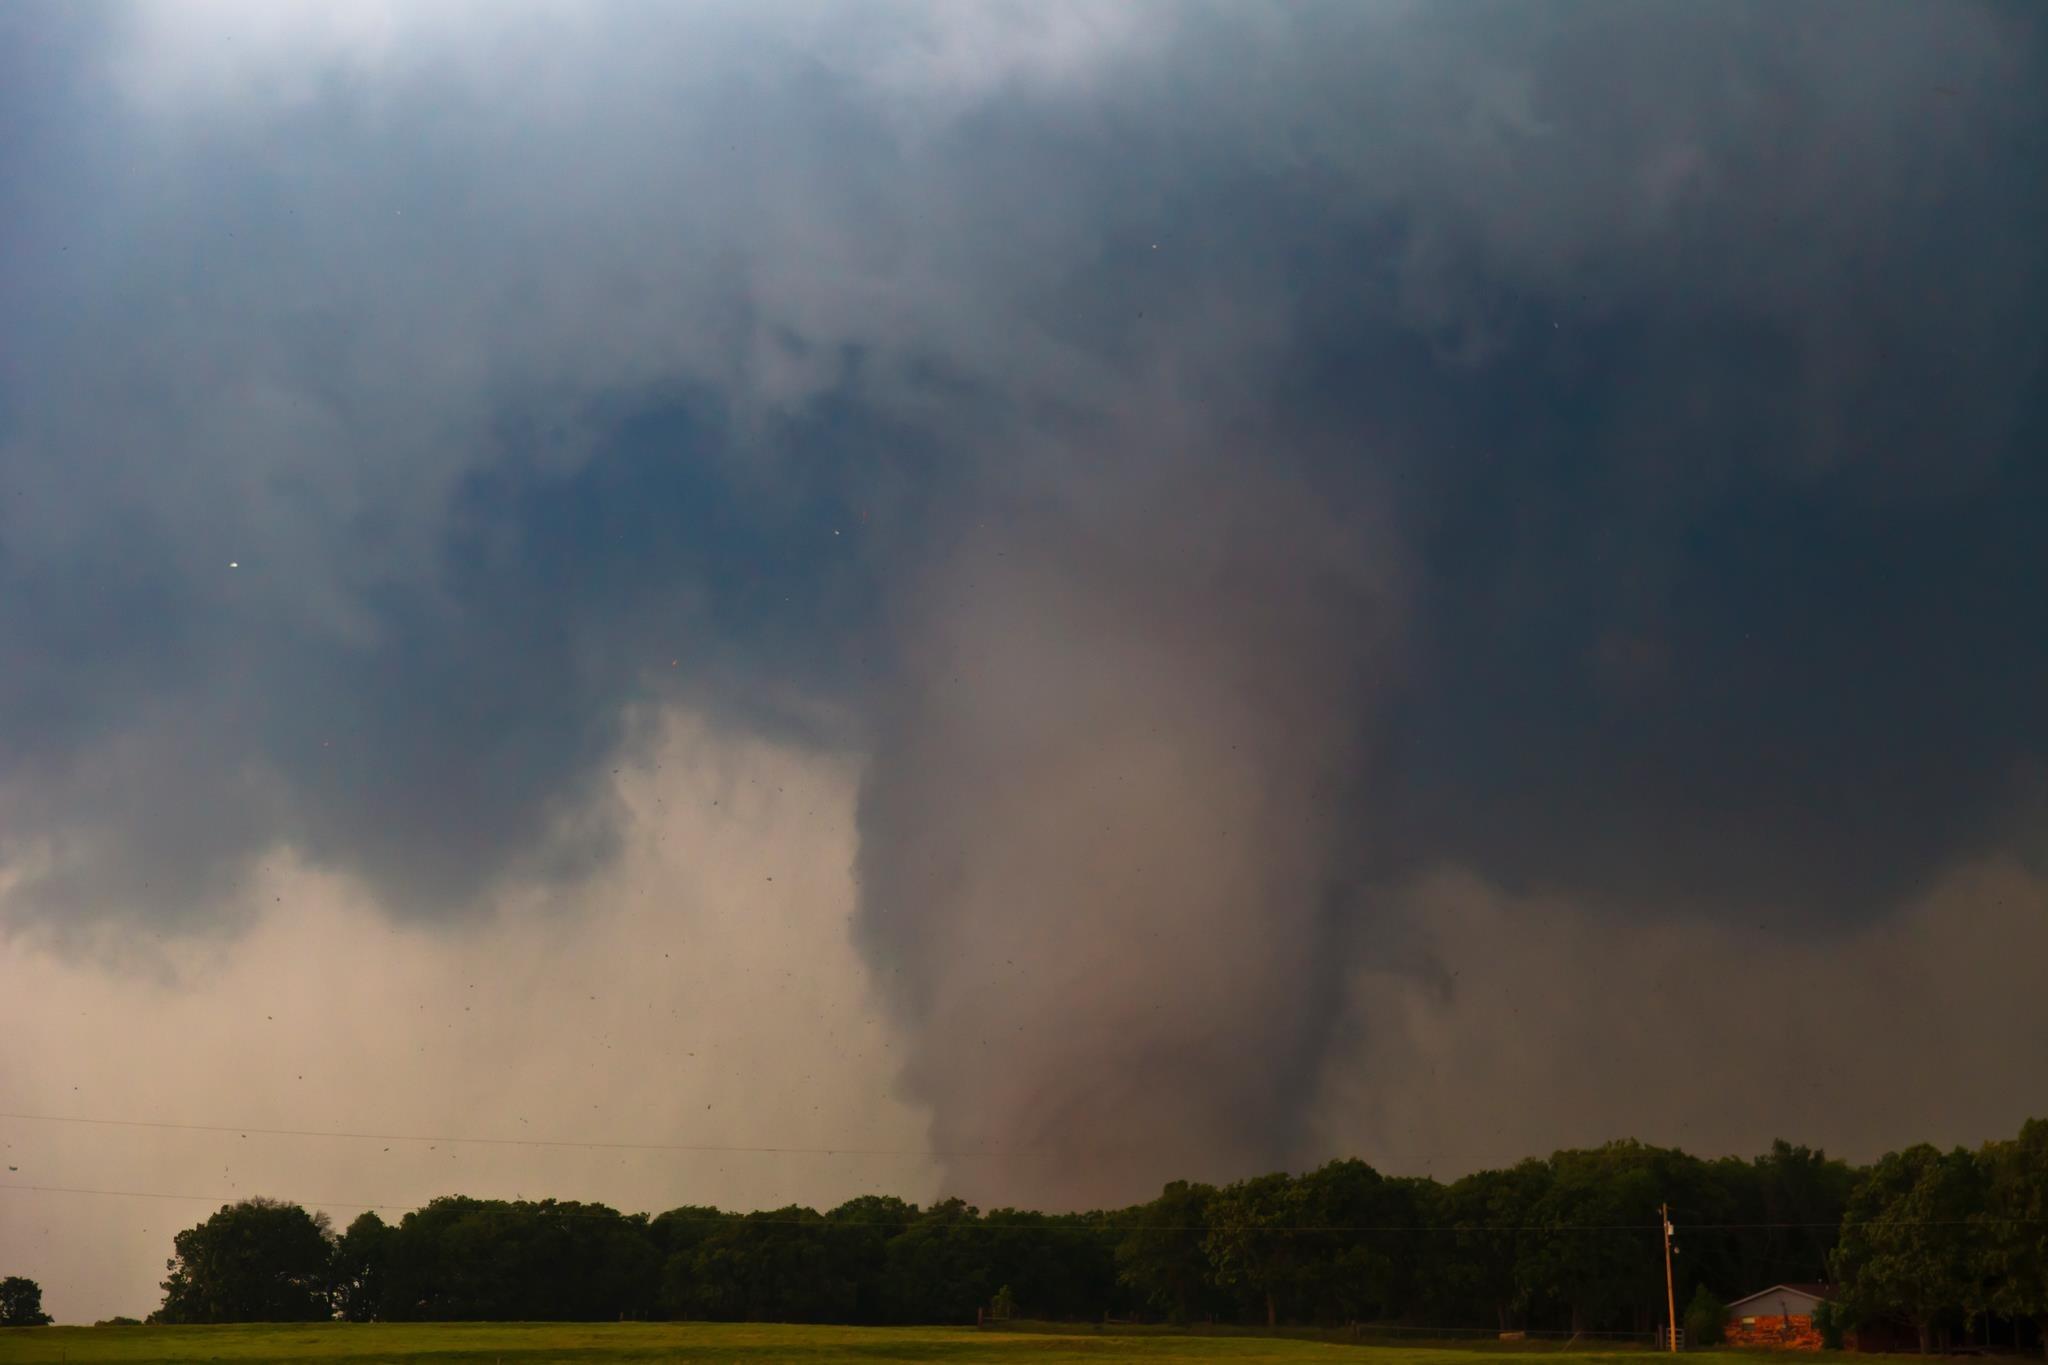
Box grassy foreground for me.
[0,1322,1681,1364]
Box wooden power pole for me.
[1661,1203,1679,1352]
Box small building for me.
[1724,1284,1831,1351]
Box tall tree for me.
[157,1199,335,1323]
[1117,1181,1221,1324]
[1834,1144,1985,1353]
[881,1198,989,1324]
[1205,1172,1305,1328]
[1982,1119,2048,1356]
[0,1276,53,1327]
[679,1206,853,1322]
[823,1196,917,1324]
[1750,1140,1859,1290]
[1517,1143,1672,1335]
[1292,1159,1419,1325]
[1431,1159,1552,1329]
[329,1212,390,1322]
[651,1204,729,1320]
[979,1209,1115,1322]
[376,1197,657,1321]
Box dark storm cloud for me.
[1,0,2044,1199]
[0,391,908,928]
[1245,0,2048,923]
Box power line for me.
[4,1182,419,1214]
[0,1182,1692,1227]
[13,1111,1869,1174]
[0,1181,1657,1227]
[2,1183,2040,1232]
[0,1110,1006,1160]
[0,1109,1552,1165]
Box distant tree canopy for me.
[0,1276,53,1327]
[138,1120,2048,1353]
[155,1197,334,1324]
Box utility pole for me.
[1661,1203,1679,1352]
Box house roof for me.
[1727,1283,1833,1312]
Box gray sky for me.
[2,0,2045,1324]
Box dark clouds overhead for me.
[2,0,2045,1198]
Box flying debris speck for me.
[228,561,239,568]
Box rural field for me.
[0,1323,1705,1365]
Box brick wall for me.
[1726,1313,1824,1351]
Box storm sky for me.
[3,0,2046,1323]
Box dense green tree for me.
[977,1210,1116,1322]
[1813,1296,1849,1350]
[1706,1141,1858,1296]
[329,1212,390,1322]
[823,1196,918,1323]
[1833,1144,1985,1352]
[1292,1160,1420,1325]
[0,1276,53,1327]
[127,1121,2048,1337]
[1117,1181,1222,1323]
[676,1206,854,1322]
[1205,1172,1305,1328]
[378,1197,657,1321]
[1683,1283,1725,1346]
[156,1199,334,1323]
[881,1197,990,1324]
[1516,1143,1676,1335]
[1981,1120,2048,1355]
[1428,1159,1552,1329]
[651,1203,728,1319]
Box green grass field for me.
[0,1323,1728,1365]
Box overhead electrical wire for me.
[0,1109,1539,1165]
[0,1109,1013,1159]
[1,1182,2039,1232]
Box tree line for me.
[123,1121,2045,1350]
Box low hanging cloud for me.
[1313,855,2048,1176]
[1,0,2044,1229]
[0,710,930,1325]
